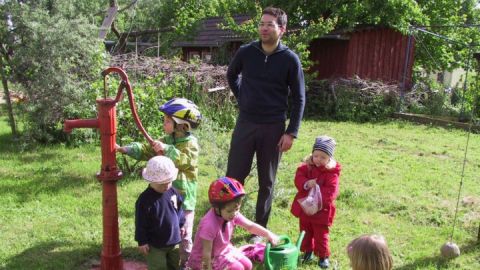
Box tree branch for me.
[95,0,138,16]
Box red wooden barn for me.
[309,26,415,88]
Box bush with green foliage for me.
[110,71,237,146]
[8,8,107,144]
[304,79,399,122]
[401,75,476,121]
[109,70,238,174]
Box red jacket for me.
[290,162,341,226]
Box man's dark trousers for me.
[226,117,285,228]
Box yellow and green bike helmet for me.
[159,98,202,129]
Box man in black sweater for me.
[226,6,306,242]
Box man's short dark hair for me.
[262,7,287,27]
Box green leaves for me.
[2,4,108,143]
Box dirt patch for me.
[462,195,480,207]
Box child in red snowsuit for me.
[291,135,341,269]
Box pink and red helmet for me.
[208,177,245,205]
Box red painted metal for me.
[64,67,152,270]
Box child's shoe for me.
[302,251,313,263]
[318,257,330,268]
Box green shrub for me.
[112,71,238,174]
[304,79,399,122]
[10,10,107,144]
[402,78,467,119]
[112,71,237,146]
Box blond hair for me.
[347,234,393,270]
[304,154,337,170]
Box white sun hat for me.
[142,156,178,184]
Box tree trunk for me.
[0,55,18,137]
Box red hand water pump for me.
[64,67,154,270]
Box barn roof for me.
[175,15,251,48]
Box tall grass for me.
[0,112,479,269]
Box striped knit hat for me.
[313,135,336,157]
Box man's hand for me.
[277,133,294,152]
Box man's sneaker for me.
[249,235,264,244]
[318,257,330,269]
[302,251,313,263]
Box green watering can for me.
[264,231,305,270]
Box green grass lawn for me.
[0,114,479,269]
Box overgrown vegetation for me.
[402,73,480,122]
[304,78,400,122]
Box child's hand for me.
[152,140,165,155]
[268,233,280,246]
[305,179,316,189]
[138,244,149,255]
[115,144,127,154]
[181,227,187,238]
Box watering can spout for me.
[296,230,305,250]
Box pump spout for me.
[64,119,100,133]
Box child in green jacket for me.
[117,98,202,268]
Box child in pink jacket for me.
[291,135,341,269]
[187,177,279,270]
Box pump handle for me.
[101,67,155,147]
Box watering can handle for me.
[265,242,271,270]
[264,235,291,270]
[278,235,291,245]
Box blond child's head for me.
[306,135,337,169]
[159,98,202,134]
[347,234,393,270]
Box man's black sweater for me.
[227,40,306,137]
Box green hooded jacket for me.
[124,134,199,210]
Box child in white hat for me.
[135,156,185,270]
[290,135,342,269]
[117,98,202,268]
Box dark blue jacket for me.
[135,186,185,248]
[227,41,305,137]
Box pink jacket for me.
[290,162,341,226]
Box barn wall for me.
[310,28,415,88]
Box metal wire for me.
[449,123,472,242]
[410,26,477,243]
